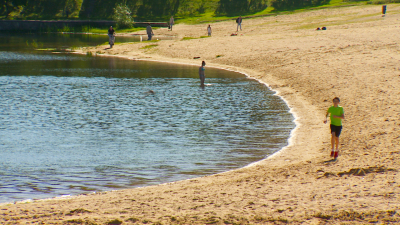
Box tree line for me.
[1,0,331,20]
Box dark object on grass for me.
[382,5,387,16]
[316,27,321,30]
[322,27,327,30]
[230,33,238,36]
[194,57,200,59]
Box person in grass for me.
[199,61,206,86]
[324,97,345,159]
[207,24,212,36]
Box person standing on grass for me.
[199,61,206,86]
[207,25,212,36]
[324,97,345,159]
[236,16,242,31]
[169,16,175,31]
[108,26,115,48]
[146,23,154,41]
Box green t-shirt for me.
[328,106,344,126]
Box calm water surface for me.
[0,33,295,203]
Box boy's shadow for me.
[323,158,337,164]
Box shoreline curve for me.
[0,53,299,206]
[2,5,400,223]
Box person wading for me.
[199,61,206,86]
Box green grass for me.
[140,44,158,49]
[31,25,146,34]
[181,36,211,41]
[181,36,198,40]
[175,0,381,25]
[86,27,145,34]
[176,9,273,24]
[142,39,160,43]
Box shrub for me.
[113,3,133,29]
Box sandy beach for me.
[1,4,400,224]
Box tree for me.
[64,0,81,18]
[113,3,133,28]
[216,0,268,16]
[1,0,27,18]
[136,0,180,20]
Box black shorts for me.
[330,124,342,137]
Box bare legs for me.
[331,133,339,150]
[200,76,205,86]
[331,133,339,158]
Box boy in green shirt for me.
[324,97,345,159]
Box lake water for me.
[0,33,295,203]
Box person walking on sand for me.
[236,16,242,31]
[146,23,154,41]
[108,26,115,48]
[207,24,212,36]
[324,97,345,159]
[169,16,175,31]
[199,61,206,86]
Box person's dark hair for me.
[202,61,206,66]
[333,97,340,102]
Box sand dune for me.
[1,4,400,224]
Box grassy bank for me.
[2,0,395,34]
[175,0,380,24]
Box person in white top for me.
[207,25,212,36]
[169,16,174,31]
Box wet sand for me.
[1,4,400,224]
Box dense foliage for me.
[216,0,269,15]
[79,0,215,20]
[112,3,133,28]
[270,0,329,10]
[1,0,337,20]
[1,0,82,19]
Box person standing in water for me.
[108,26,115,48]
[207,25,212,36]
[324,97,345,159]
[169,16,175,31]
[199,61,206,86]
[146,23,154,41]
